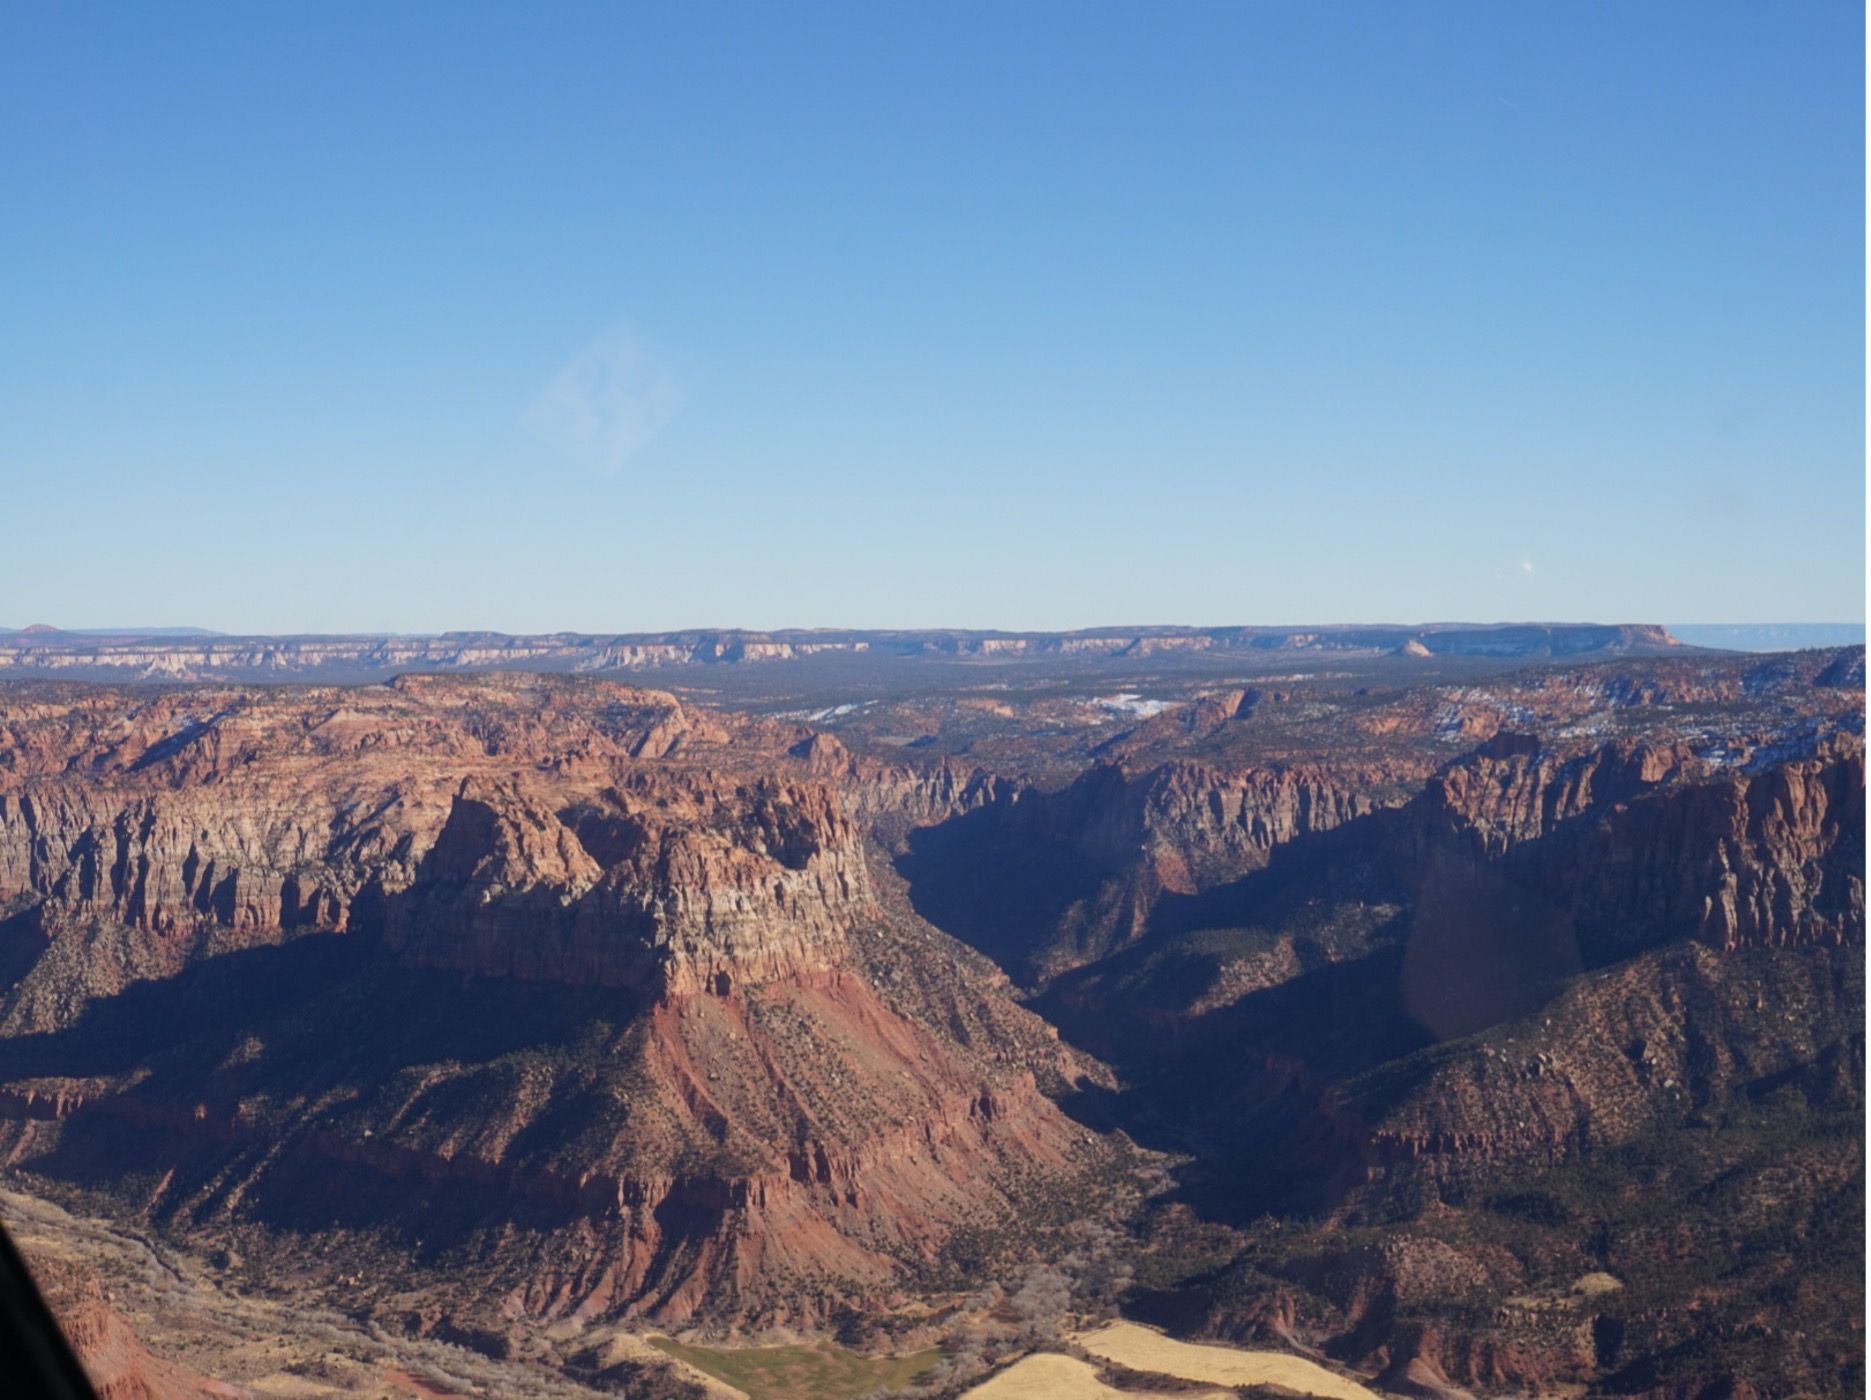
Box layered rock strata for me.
[0,677,1104,1326]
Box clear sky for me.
[2,2,1863,634]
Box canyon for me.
[0,634,1858,1399]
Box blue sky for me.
[2,2,1862,633]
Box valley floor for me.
[0,1187,669,1399]
[5,1184,1406,1400]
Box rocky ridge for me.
[0,676,1113,1330]
[927,649,1865,1399]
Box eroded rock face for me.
[896,756,1421,983]
[898,656,1864,989]
[27,1251,235,1400]
[381,776,868,995]
[0,678,878,1013]
[1019,727,1863,1192]
[1016,653,1863,1400]
[0,677,1108,1328]
[1416,741,1865,959]
[1351,940,1861,1179]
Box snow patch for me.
[1094,693,1176,718]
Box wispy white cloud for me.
[1520,560,1536,575]
[521,325,681,473]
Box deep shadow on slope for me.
[0,918,663,1249]
[893,775,1131,985]
[906,749,1860,1229]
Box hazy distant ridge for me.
[0,622,1689,684]
[1667,623,1865,653]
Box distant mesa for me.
[0,621,1691,683]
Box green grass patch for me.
[648,1337,941,1400]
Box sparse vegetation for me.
[646,1337,942,1400]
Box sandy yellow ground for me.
[1073,1320,1383,1400]
[961,1350,1229,1399]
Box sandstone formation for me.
[938,649,1864,1400]
[26,1251,237,1400]
[0,676,1109,1330]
